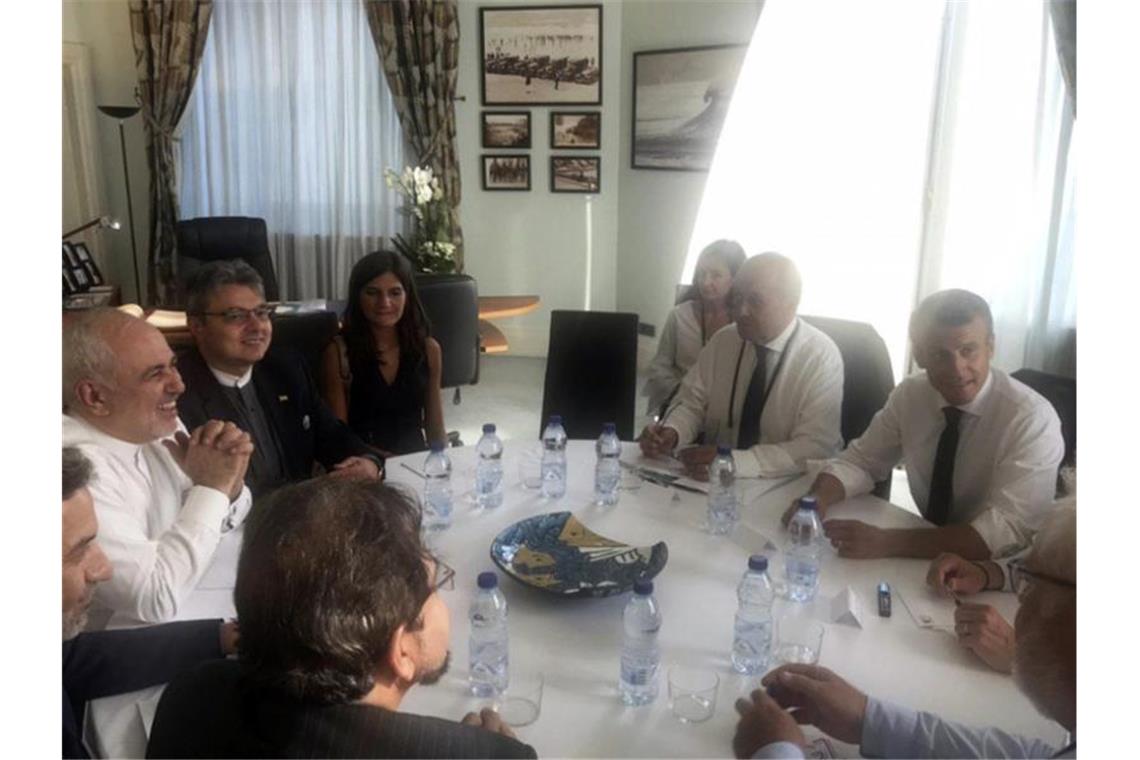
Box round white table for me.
[88,440,1066,758]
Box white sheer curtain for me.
[688,0,1076,380]
[178,0,406,300]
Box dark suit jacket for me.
[176,346,379,495]
[147,660,538,759]
[63,619,223,759]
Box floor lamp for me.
[97,104,143,304]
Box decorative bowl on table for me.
[490,511,668,597]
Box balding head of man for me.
[1013,500,1076,732]
[63,309,185,444]
[730,253,803,345]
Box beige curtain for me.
[129,0,213,304]
[1050,0,1076,116]
[364,0,464,270]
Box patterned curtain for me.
[129,0,213,304]
[364,0,464,270]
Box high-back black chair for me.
[1011,368,1076,483]
[541,310,639,441]
[176,216,280,303]
[802,315,895,500]
[271,311,340,380]
[414,273,480,393]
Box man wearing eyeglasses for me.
[732,500,1075,759]
[178,260,382,497]
[147,477,537,759]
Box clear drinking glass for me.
[667,666,719,723]
[518,444,543,490]
[497,671,544,727]
[773,616,825,665]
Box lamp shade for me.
[97,105,141,120]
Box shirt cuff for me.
[968,509,1031,558]
[752,741,806,759]
[180,485,233,532]
[821,459,875,500]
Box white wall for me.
[616,0,763,364]
[456,0,624,357]
[62,0,151,304]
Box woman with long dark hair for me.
[322,250,446,455]
[641,239,747,418]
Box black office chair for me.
[541,310,639,441]
[802,315,895,500]
[1011,368,1076,493]
[271,311,340,380]
[415,273,480,446]
[175,216,280,304]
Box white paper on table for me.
[896,586,956,631]
[830,586,864,628]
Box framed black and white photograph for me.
[550,111,601,149]
[482,155,531,191]
[63,243,92,292]
[550,156,600,193]
[70,241,105,286]
[632,44,748,171]
[480,5,602,106]
[482,111,532,149]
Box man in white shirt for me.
[62,309,254,627]
[733,501,1076,759]
[640,253,844,479]
[794,289,1063,560]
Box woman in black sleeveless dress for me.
[321,250,446,456]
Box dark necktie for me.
[736,345,769,449]
[927,406,964,526]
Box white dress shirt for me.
[663,317,844,478]
[642,301,705,415]
[822,368,1063,556]
[208,365,254,388]
[63,414,252,627]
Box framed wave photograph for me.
[482,111,532,149]
[632,44,748,171]
[480,5,602,106]
[550,111,601,149]
[482,154,531,191]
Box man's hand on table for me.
[954,602,1015,673]
[781,474,845,526]
[822,520,894,559]
[329,455,382,481]
[733,688,805,758]
[678,445,718,481]
[164,420,253,500]
[461,707,519,740]
[638,424,678,459]
[761,664,868,746]
[926,553,991,596]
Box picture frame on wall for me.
[482,154,531,191]
[631,44,748,171]
[550,156,600,193]
[63,243,92,293]
[482,111,532,148]
[550,111,601,149]
[480,5,603,106]
[70,241,105,286]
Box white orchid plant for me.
[384,165,458,273]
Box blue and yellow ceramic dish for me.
[490,512,668,597]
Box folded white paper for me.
[830,586,864,628]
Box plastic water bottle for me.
[732,555,775,674]
[541,414,568,499]
[619,579,661,706]
[422,442,452,530]
[475,423,504,509]
[594,422,621,506]
[785,496,824,602]
[706,446,738,535]
[468,571,509,697]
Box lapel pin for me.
[302,414,311,430]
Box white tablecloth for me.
[88,440,1067,758]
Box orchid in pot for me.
[384,165,458,273]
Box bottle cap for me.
[716,445,732,456]
[632,578,654,595]
[429,441,445,453]
[748,555,768,572]
[798,495,818,511]
[602,422,616,434]
[482,423,496,434]
[477,571,498,589]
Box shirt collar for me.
[928,368,994,417]
[209,365,254,389]
[762,316,798,354]
[63,413,143,462]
